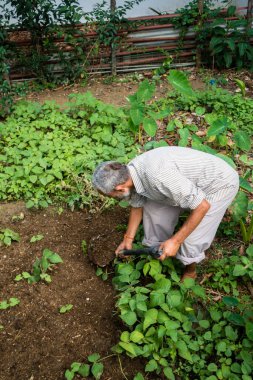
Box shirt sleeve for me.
[128,191,146,208]
[153,168,206,210]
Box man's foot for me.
[181,263,197,282]
[181,270,197,282]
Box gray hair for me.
[92,161,130,194]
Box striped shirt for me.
[127,147,239,209]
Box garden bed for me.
[0,202,150,380]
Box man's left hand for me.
[159,238,180,261]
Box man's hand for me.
[159,238,180,261]
[115,239,133,256]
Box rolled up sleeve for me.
[128,192,146,208]
[154,169,206,210]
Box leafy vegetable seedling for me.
[0,297,20,310]
[65,353,104,380]
[30,234,44,243]
[59,304,73,314]
[0,229,20,246]
[15,249,63,284]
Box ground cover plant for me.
[0,70,252,379]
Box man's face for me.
[109,188,132,200]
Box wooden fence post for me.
[196,0,203,68]
[110,0,117,76]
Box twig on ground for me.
[117,355,129,380]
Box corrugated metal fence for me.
[7,7,251,80]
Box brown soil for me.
[0,203,156,380]
[25,70,206,108]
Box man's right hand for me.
[115,239,133,255]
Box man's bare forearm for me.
[172,199,210,244]
[125,207,143,239]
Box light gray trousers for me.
[142,185,239,265]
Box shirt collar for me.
[128,163,145,194]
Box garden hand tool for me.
[119,246,163,259]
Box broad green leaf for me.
[130,331,144,343]
[222,296,239,306]
[207,117,230,137]
[145,359,158,372]
[230,191,248,221]
[240,177,252,193]
[208,363,218,372]
[136,79,155,102]
[143,117,157,137]
[143,308,158,330]
[176,340,193,362]
[78,364,90,377]
[227,312,245,326]
[225,325,238,341]
[234,131,251,151]
[88,353,100,363]
[153,278,171,292]
[192,285,206,299]
[9,298,20,307]
[149,291,165,307]
[164,366,175,380]
[119,342,137,356]
[130,107,144,126]
[199,320,210,329]
[0,301,9,310]
[64,369,74,380]
[133,373,145,380]
[245,321,253,341]
[167,70,194,97]
[178,128,190,147]
[195,106,206,116]
[167,290,182,307]
[91,362,104,380]
[121,311,137,326]
[233,264,246,276]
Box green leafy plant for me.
[127,79,171,140]
[65,353,104,380]
[0,228,20,246]
[112,254,253,379]
[96,267,109,281]
[59,304,73,314]
[30,234,44,243]
[15,248,63,284]
[0,297,20,310]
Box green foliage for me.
[0,228,20,246]
[127,79,171,140]
[0,93,137,209]
[59,304,73,314]
[65,353,104,380]
[96,267,109,281]
[15,248,63,284]
[167,70,194,97]
[0,297,20,310]
[30,234,44,243]
[172,1,253,69]
[113,254,253,379]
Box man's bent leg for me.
[177,185,239,277]
[142,200,181,247]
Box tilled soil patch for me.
[0,203,151,380]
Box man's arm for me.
[115,207,143,254]
[159,199,210,260]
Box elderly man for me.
[92,146,239,279]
